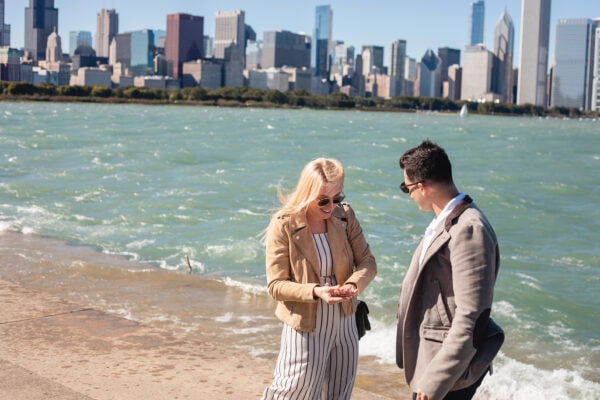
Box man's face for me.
[403,170,432,212]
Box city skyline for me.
[5,0,600,67]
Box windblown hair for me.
[399,139,454,185]
[265,158,344,240]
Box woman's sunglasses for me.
[317,194,345,207]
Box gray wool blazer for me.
[396,196,504,399]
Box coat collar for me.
[418,195,474,271]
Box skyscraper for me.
[96,9,118,58]
[517,0,552,106]
[494,10,515,103]
[419,49,442,98]
[592,22,600,112]
[0,0,11,46]
[214,10,245,87]
[470,1,485,45]
[165,13,204,80]
[262,30,310,69]
[312,5,333,77]
[130,30,155,76]
[389,40,407,97]
[24,0,59,61]
[214,10,245,59]
[438,47,461,97]
[551,19,595,110]
[361,45,384,76]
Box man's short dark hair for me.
[399,139,454,184]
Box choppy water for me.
[1,102,598,398]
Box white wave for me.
[215,312,234,323]
[126,239,156,250]
[475,353,600,399]
[222,277,267,295]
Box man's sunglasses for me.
[399,181,422,194]
[317,194,345,207]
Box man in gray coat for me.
[396,140,504,400]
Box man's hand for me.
[416,390,430,400]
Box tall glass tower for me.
[494,10,515,103]
[551,19,594,110]
[517,0,551,106]
[470,1,485,45]
[389,39,407,97]
[24,0,59,60]
[0,0,10,46]
[312,5,332,77]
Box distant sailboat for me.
[459,104,469,118]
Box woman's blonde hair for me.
[265,158,344,239]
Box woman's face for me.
[306,182,343,222]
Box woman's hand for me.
[313,283,358,303]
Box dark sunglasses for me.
[317,194,345,207]
[399,181,422,194]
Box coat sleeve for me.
[265,217,318,302]
[418,214,498,399]
[342,204,377,294]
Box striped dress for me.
[262,233,359,400]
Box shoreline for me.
[0,230,410,399]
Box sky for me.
[4,0,600,66]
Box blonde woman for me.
[261,158,377,400]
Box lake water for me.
[1,101,598,398]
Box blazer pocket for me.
[422,325,449,343]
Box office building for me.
[470,1,485,45]
[96,9,118,58]
[551,18,595,110]
[165,13,204,80]
[312,5,333,77]
[45,28,61,69]
[69,31,92,55]
[214,10,245,87]
[493,10,515,103]
[0,0,10,46]
[438,47,461,97]
[389,40,407,97]
[445,64,462,100]
[130,30,155,76]
[462,45,495,101]
[262,30,310,69]
[110,32,132,72]
[0,47,20,81]
[182,59,222,89]
[25,0,59,61]
[361,45,384,76]
[518,0,551,106]
[419,49,441,98]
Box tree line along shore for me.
[1,81,598,119]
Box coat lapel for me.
[289,213,321,278]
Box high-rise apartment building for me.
[517,0,551,106]
[214,10,245,87]
[312,5,333,77]
[551,19,595,110]
[262,30,310,69]
[165,13,204,80]
[96,9,118,58]
[0,0,10,46]
[389,40,407,97]
[69,31,92,55]
[25,0,59,61]
[470,1,485,45]
[494,10,515,103]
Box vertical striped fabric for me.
[262,233,359,400]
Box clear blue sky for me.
[5,0,600,65]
